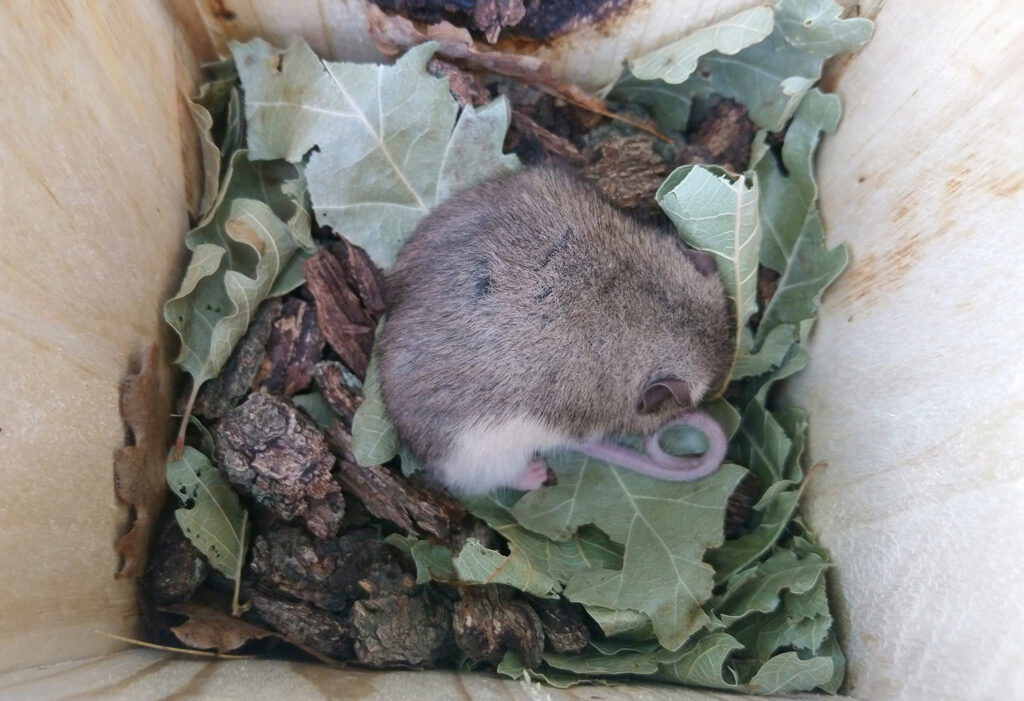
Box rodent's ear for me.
[637,378,692,414]
[684,248,718,277]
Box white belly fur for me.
[437,414,571,494]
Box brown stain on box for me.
[209,0,237,22]
[836,188,928,310]
[993,172,1024,198]
[835,153,1023,312]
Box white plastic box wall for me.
[0,1,1021,699]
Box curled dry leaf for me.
[114,342,173,578]
[365,5,670,143]
[167,603,273,654]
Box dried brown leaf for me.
[114,342,173,578]
[167,603,273,653]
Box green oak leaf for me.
[166,446,248,580]
[497,652,594,688]
[544,647,659,676]
[730,399,793,484]
[729,577,832,663]
[165,149,309,418]
[291,390,336,432]
[706,484,801,584]
[657,165,761,391]
[384,534,457,584]
[731,324,797,380]
[716,548,827,624]
[607,6,774,131]
[609,0,870,133]
[753,89,850,345]
[747,651,834,694]
[584,607,654,640]
[350,348,400,466]
[232,38,519,268]
[655,632,743,689]
[456,495,624,597]
[627,7,773,85]
[510,454,746,650]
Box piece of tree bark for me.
[350,593,455,667]
[216,393,344,540]
[473,0,526,43]
[250,525,410,612]
[453,585,544,668]
[511,111,587,167]
[248,591,354,660]
[526,596,590,654]
[145,513,210,605]
[328,240,387,322]
[195,299,281,419]
[678,98,758,173]
[725,473,762,539]
[428,57,488,108]
[581,135,670,219]
[330,449,466,540]
[326,421,358,465]
[313,361,363,425]
[253,297,325,397]
[304,248,374,378]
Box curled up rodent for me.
[378,166,734,494]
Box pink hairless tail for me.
[575,410,727,481]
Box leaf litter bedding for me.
[113,0,871,693]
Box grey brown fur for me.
[378,166,733,494]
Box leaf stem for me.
[174,382,200,460]
[231,510,250,618]
[95,631,253,659]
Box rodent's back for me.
[379,167,732,466]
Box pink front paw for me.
[513,456,553,490]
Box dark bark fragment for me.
[725,473,763,539]
[749,267,781,332]
[304,248,375,378]
[366,0,629,42]
[331,452,466,540]
[194,299,281,419]
[580,135,670,219]
[759,266,781,308]
[325,421,358,465]
[250,525,411,611]
[145,513,210,605]
[473,0,526,43]
[313,361,364,425]
[679,98,758,173]
[215,393,344,540]
[527,596,590,654]
[428,57,488,107]
[254,297,325,397]
[511,111,587,167]
[351,594,455,667]
[453,585,544,668]
[327,240,387,323]
[248,591,354,660]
